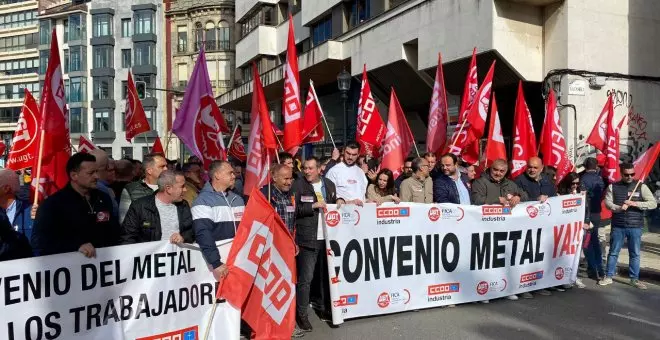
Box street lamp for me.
[227,110,235,130]
[337,68,351,147]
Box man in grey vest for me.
[600,162,657,289]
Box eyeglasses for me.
[622,173,635,177]
[571,182,580,186]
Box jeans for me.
[296,241,328,317]
[606,227,642,280]
[585,214,604,276]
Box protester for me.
[192,160,245,281]
[433,153,471,204]
[325,142,367,205]
[260,164,296,234]
[0,169,34,245]
[111,159,134,202]
[291,157,342,334]
[600,162,657,289]
[129,158,143,180]
[90,149,118,217]
[514,157,556,202]
[279,152,300,180]
[0,213,31,261]
[580,157,606,280]
[367,169,400,204]
[543,166,557,186]
[121,170,193,244]
[119,153,168,223]
[399,157,433,203]
[557,172,589,288]
[471,159,528,206]
[423,152,440,179]
[395,157,415,193]
[32,152,120,257]
[182,162,203,206]
[461,163,477,181]
[230,159,245,197]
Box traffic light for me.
[135,81,147,100]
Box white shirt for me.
[326,162,367,201]
[312,181,325,240]
[155,196,179,239]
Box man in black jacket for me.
[513,157,557,202]
[292,157,343,333]
[434,153,471,204]
[121,170,194,244]
[32,152,120,257]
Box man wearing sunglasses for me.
[600,162,657,289]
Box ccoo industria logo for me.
[481,205,511,222]
[376,207,410,225]
[136,326,197,340]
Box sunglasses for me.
[571,182,580,186]
[622,173,635,177]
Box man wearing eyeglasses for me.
[399,157,433,203]
[600,162,657,289]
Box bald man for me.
[471,159,528,206]
[513,157,557,203]
[90,149,119,217]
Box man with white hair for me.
[0,169,34,245]
[121,170,193,244]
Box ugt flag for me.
[7,89,40,170]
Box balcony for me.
[194,40,231,52]
[176,43,187,54]
[176,80,187,90]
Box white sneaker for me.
[598,277,613,286]
[521,292,534,299]
[506,295,519,301]
[479,299,490,304]
[575,279,586,288]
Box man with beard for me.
[433,153,471,204]
[514,157,556,203]
[471,159,528,205]
[395,157,415,194]
[325,141,367,205]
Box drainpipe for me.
[554,74,578,165]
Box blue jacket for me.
[2,199,33,244]
[514,173,557,200]
[0,212,31,261]
[581,170,605,213]
[433,173,471,204]
[192,182,245,269]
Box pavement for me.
[305,277,660,339]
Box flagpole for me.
[412,141,420,157]
[449,119,469,151]
[310,80,336,149]
[32,129,46,207]
[227,125,238,156]
[143,134,152,154]
[164,130,173,158]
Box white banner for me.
[0,240,240,340]
[324,195,585,324]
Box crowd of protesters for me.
[0,141,657,339]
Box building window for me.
[69,77,87,103]
[93,110,112,132]
[144,108,155,130]
[0,58,39,75]
[92,14,113,37]
[68,14,86,41]
[0,10,37,30]
[0,107,22,124]
[217,24,230,50]
[63,49,68,73]
[121,80,128,99]
[0,32,38,52]
[121,146,133,159]
[93,77,112,100]
[177,26,187,53]
[38,50,48,74]
[121,49,131,68]
[69,46,85,72]
[134,42,155,66]
[142,146,150,157]
[134,10,154,34]
[121,18,131,37]
[93,45,113,68]
[349,0,371,28]
[239,5,276,39]
[69,108,86,133]
[0,82,39,100]
[39,20,50,45]
[312,15,332,46]
[63,19,68,43]
[194,22,203,51]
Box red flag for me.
[152,137,165,154]
[244,64,276,195]
[78,135,97,153]
[426,53,448,156]
[7,89,40,170]
[282,15,302,155]
[381,89,415,178]
[463,61,496,151]
[603,109,625,183]
[356,65,386,157]
[446,48,478,159]
[634,143,660,182]
[300,82,324,144]
[125,72,151,141]
[539,89,573,183]
[228,125,247,162]
[510,81,537,178]
[218,189,296,340]
[585,95,612,153]
[485,94,506,167]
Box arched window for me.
[217,20,230,50]
[194,22,203,51]
[205,21,216,50]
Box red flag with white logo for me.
[152,137,165,154]
[510,81,537,178]
[125,72,151,141]
[585,95,612,153]
[244,64,276,195]
[228,124,247,162]
[282,14,302,155]
[7,89,40,170]
[301,82,324,144]
[603,111,626,182]
[446,48,478,161]
[463,61,496,151]
[218,188,296,340]
[539,89,573,183]
[78,135,97,153]
[356,65,386,157]
[485,94,506,167]
[381,89,415,178]
[634,143,660,182]
[426,53,448,156]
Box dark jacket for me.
[514,173,557,200]
[433,173,471,204]
[471,172,529,205]
[291,177,338,248]
[121,194,194,244]
[31,184,120,256]
[124,181,156,201]
[611,180,645,227]
[0,213,32,261]
[2,199,34,244]
[581,171,605,214]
